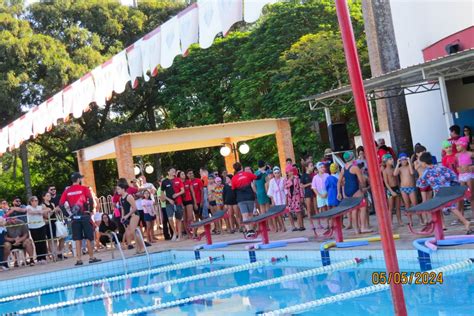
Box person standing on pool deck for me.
[382,154,403,226]
[59,172,101,266]
[337,152,372,234]
[231,162,257,238]
[161,167,185,241]
[255,160,272,230]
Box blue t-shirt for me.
[325,175,340,207]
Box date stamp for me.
[372,272,443,285]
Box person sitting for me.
[98,214,123,248]
[0,217,7,270]
[3,217,35,266]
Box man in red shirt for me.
[59,172,101,266]
[231,162,257,237]
[187,169,203,219]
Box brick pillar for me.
[275,120,295,174]
[77,149,96,193]
[114,135,135,181]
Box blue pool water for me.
[1,259,473,315]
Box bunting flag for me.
[126,40,143,89]
[161,16,182,69]
[198,0,222,49]
[244,0,277,23]
[178,3,199,54]
[32,102,52,136]
[141,27,161,81]
[0,0,278,155]
[219,0,243,35]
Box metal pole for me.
[438,76,454,136]
[232,143,238,162]
[334,1,407,315]
[324,107,332,126]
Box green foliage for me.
[0,0,369,200]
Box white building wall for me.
[389,0,474,158]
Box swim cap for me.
[441,140,451,149]
[343,151,354,162]
[398,153,408,160]
[330,163,338,174]
[215,177,222,183]
[273,166,281,173]
[456,137,469,148]
[382,153,393,162]
[316,162,325,170]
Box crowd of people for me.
[0,125,472,269]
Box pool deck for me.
[1,207,473,282]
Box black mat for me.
[189,210,227,228]
[242,205,287,224]
[312,197,364,219]
[407,186,466,212]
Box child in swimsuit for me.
[394,153,425,226]
[382,154,403,226]
[456,137,473,205]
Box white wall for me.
[390,0,474,158]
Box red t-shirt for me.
[442,136,459,157]
[183,180,193,202]
[442,153,458,174]
[232,171,257,202]
[127,187,138,196]
[172,178,185,205]
[59,184,92,213]
[191,178,203,204]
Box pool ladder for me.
[135,228,152,270]
[110,232,128,274]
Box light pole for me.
[134,156,154,177]
[219,142,250,161]
[335,0,407,315]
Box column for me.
[223,138,239,173]
[77,149,96,193]
[438,76,454,136]
[114,135,135,181]
[275,119,295,173]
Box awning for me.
[301,47,474,109]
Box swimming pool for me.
[0,250,473,315]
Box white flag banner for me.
[19,111,33,143]
[141,27,161,81]
[198,0,222,49]
[111,50,131,94]
[219,0,243,35]
[244,0,277,23]
[48,92,65,126]
[126,40,143,89]
[32,102,52,136]
[62,81,77,121]
[8,122,20,150]
[161,16,182,69]
[74,73,96,118]
[178,3,199,54]
[0,126,9,154]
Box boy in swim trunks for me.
[382,154,403,226]
[394,153,425,226]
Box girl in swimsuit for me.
[117,183,145,254]
[337,151,372,234]
[456,137,473,205]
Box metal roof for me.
[301,47,474,106]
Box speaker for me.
[328,123,350,152]
[445,43,461,55]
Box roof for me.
[301,47,474,105]
[79,118,290,161]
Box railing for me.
[110,232,128,275]
[135,228,151,270]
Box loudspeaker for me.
[445,43,461,55]
[328,123,351,152]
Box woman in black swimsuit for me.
[117,183,144,254]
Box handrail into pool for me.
[262,258,474,316]
[112,257,368,316]
[16,256,287,314]
[135,227,151,270]
[0,257,216,303]
[111,232,128,275]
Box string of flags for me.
[0,0,277,155]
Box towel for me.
[126,40,143,88]
[140,27,161,81]
[178,3,199,54]
[218,0,243,35]
[198,0,222,49]
[161,16,182,69]
[244,0,277,23]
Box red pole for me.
[334,1,407,315]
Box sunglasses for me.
[49,188,56,191]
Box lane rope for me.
[113,258,366,316]
[16,256,287,315]
[263,258,474,315]
[1,257,219,303]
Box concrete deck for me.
[1,206,472,282]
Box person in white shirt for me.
[26,196,48,263]
[266,166,287,232]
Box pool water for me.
[1,259,473,315]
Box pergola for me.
[76,118,295,192]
